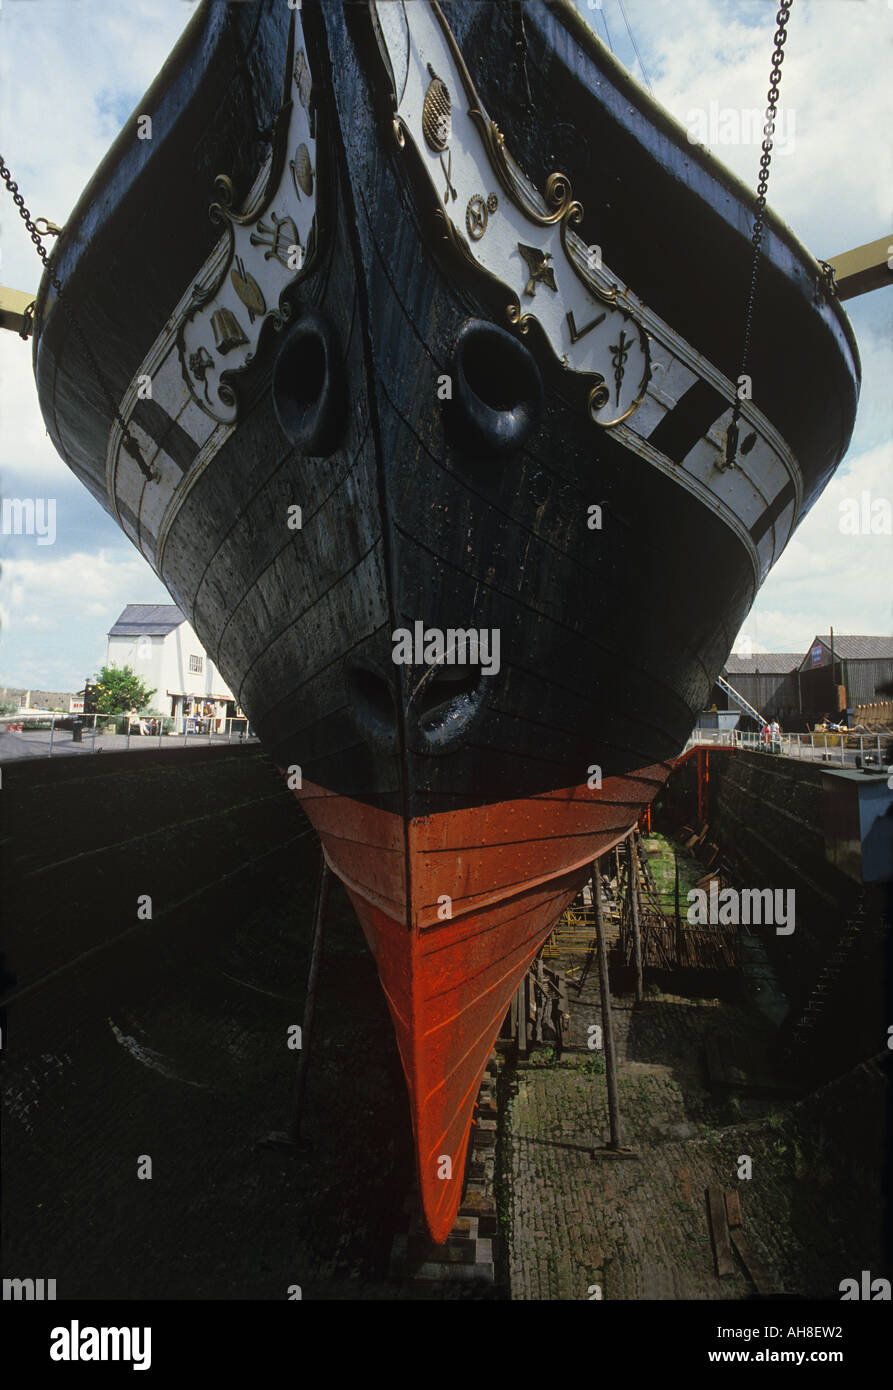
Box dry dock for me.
[1,742,889,1299]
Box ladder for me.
[717,674,765,727]
[789,914,863,1053]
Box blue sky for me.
[0,0,891,689]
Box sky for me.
[0,0,891,690]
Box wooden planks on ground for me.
[706,1185,735,1277]
[725,1189,742,1229]
[706,1187,772,1295]
[730,1227,771,1296]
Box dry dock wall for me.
[659,750,890,1074]
[1,745,417,1298]
[1,746,309,1025]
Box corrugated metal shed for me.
[844,660,893,706]
[725,653,803,675]
[721,654,802,718]
[797,635,893,710]
[799,635,893,669]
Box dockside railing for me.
[681,726,887,769]
[0,712,258,760]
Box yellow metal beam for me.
[824,236,893,301]
[0,284,36,335]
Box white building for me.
[106,604,239,733]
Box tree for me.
[90,665,156,715]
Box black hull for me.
[33,0,859,823]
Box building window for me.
[189,654,203,674]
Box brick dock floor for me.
[504,962,883,1301]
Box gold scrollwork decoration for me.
[542,173,576,224]
[429,0,630,322]
[587,380,611,415]
[559,216,618,307]
[383,1,651,430]
[506,303,535,335]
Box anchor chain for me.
[725,0,794,469]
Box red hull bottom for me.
[293,767,669,1241]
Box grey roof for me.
[808,635,893,661]
[108,603,186,637]
[724,654,802,675]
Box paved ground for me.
[503,834,884,1302]
[504,979,884,1301]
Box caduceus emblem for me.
[610,329,632,406]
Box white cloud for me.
[0,1,195,287]
[0,336,78,485]
[0,1,192,687]
[736,439,893,652]
[615,0,893,254]
[0,548,171,687]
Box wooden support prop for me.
[518,974,528,1057]
[673,850,683,959]
[260,850,330,1151]
[591,857,637,1160]
[557,970,570,1040]
[535,957,546,1044]
[627,835,644,1004]
[706,1185,735,1277]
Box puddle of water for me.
[108,1018,207,1088]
